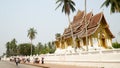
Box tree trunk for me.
[31,40,32,56]
[85,0,88,51]
[67,14,76,51]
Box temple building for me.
[55,10,114,53]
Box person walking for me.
[15,58,19,66]
[41,57,44,64]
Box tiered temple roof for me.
[62,10,114,39]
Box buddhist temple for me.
[55,10,114,53]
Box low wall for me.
[44,49,120,68]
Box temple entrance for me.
[101,38,107,48]
[76,40,80,48]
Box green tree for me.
[10,38,17,55]
[34,42,56,54]
[27,27,37,55]
[44,44,49,54]
[6,42,10,57]
[35,42,43,55]
[101,0,120,13]
[55,0,76,48]
[48,41,56,54]
[55,33,61,41]
[5,38,17,57]
[18,43,35,56]
[112,42,120,48]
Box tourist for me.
[27,58,30,63]
[41,57,44,64]
[15,58,19,66]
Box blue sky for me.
[0,0,120,56]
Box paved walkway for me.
[25,63,99,68]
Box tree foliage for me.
[112,42,120,48]
[27,27,37,41]
[5,38,17,57]
[35,42,56,54]
[55,33,61,41]
[18,43,35,56]
[6,41,56,57]
[35,42,44,55]
[101,0,120,13]
[48,42,56,54]
[55,0,76,15]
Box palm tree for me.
[55,0,76,49]
[101,0,120,13]
[27,27,37,55]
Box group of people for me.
[14,58,30,66]
[34,57,44,64]
[13,57,44,66]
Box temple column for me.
[99,39,102,47]
[72,38,76,48]
[89,36,93,47]
[60,42,62,49]
[106,39,109,47]
[80,39,83,46]
[77,40,80,48]
[80,39,85,50]
[98,33,101,47]
[60,41,64,49]
[93,38,98,47]
[107,38,112,47]
[109,38,112,46]
[64,41,68,49]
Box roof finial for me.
[91,9,93,12]
[101,9,104,13]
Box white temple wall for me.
[44,49,120,68]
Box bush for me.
[112,42,120,48]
